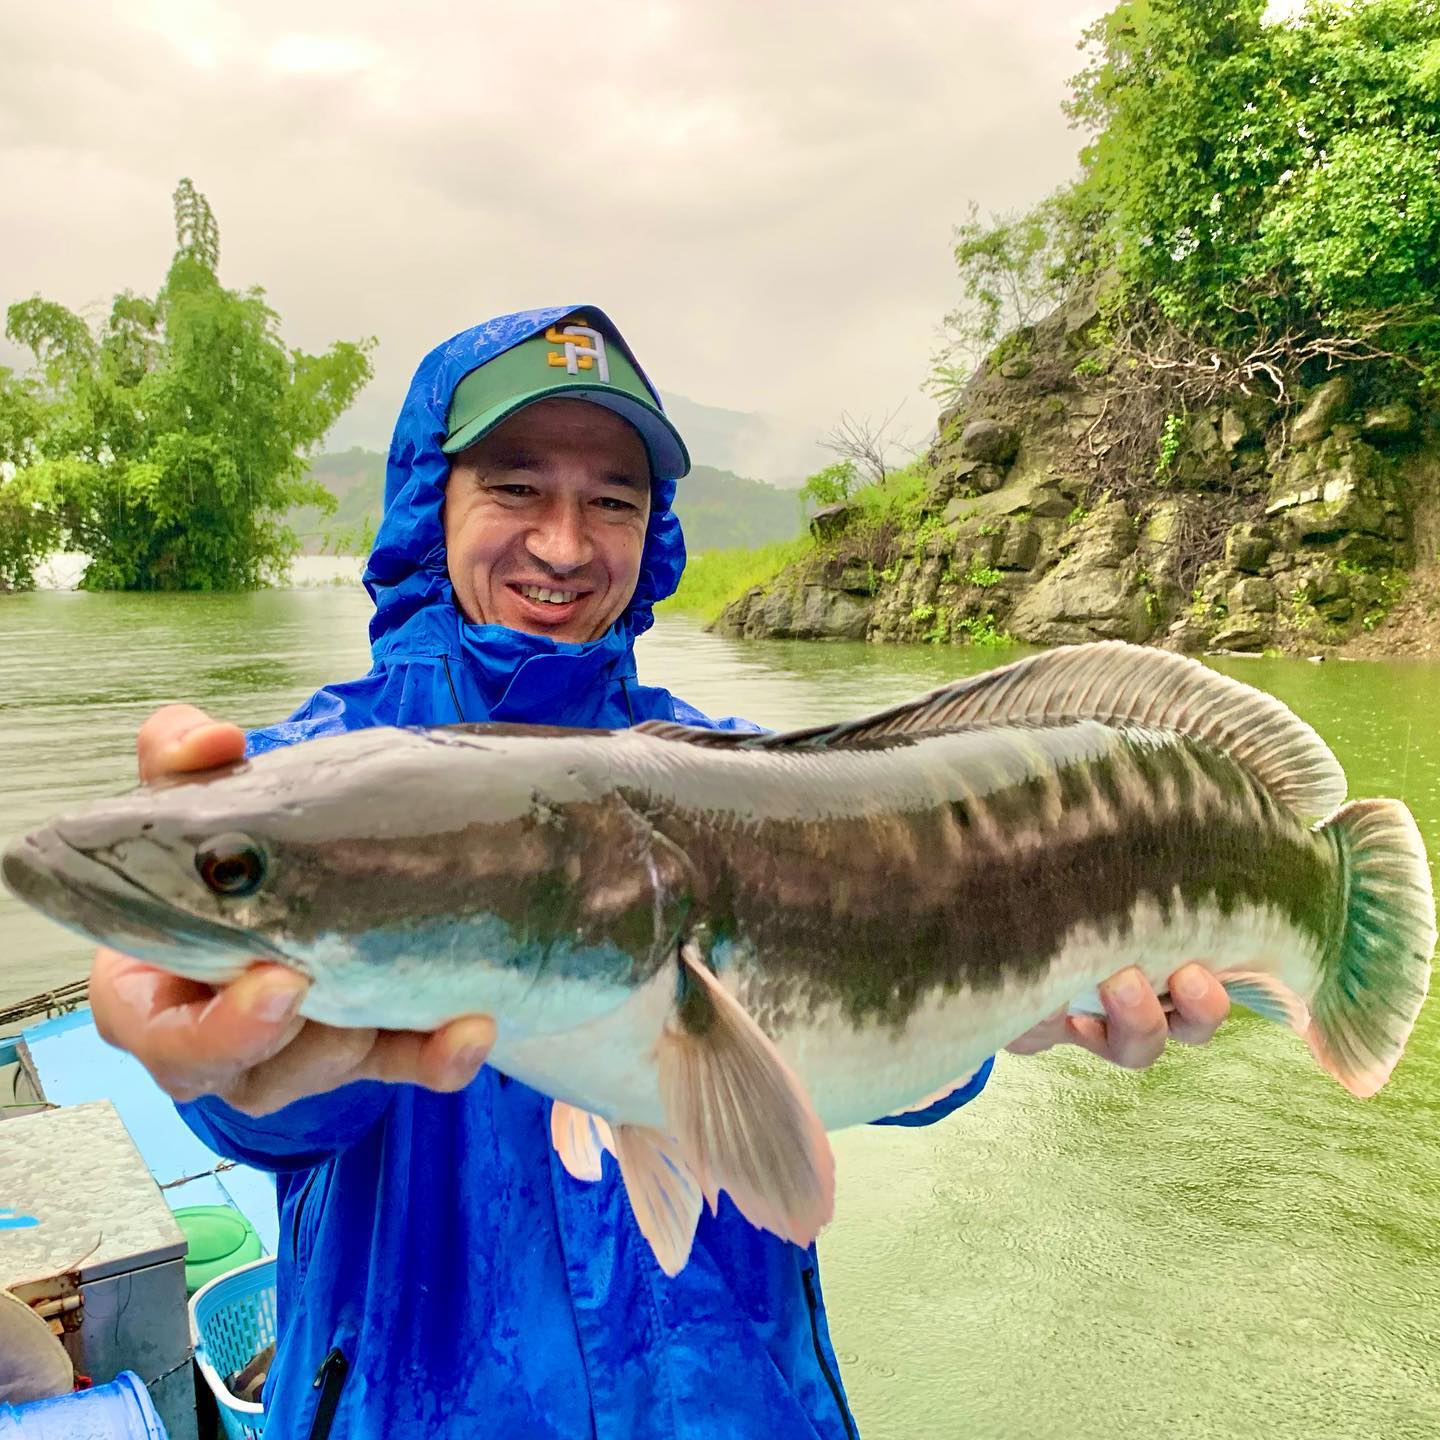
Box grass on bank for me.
[663,539,810,621]
[661,463,933,623]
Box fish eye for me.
[195,835,267,898]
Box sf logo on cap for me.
[546,318,610,383]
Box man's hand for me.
[1005,964,1230,1069]
[88,705,496,1116]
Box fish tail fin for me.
[1307,798,1434,1098]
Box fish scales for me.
[607,722,1341,1037]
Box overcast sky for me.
[4,0,1113,474]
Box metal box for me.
[0,1099,199,1440]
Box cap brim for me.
[441,385,690,480]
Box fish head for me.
[2,726,677,1030]
[3,757,291,982]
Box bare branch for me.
[821,404,910,488]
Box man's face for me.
[443,398,652,644]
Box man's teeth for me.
[519,585,580,605]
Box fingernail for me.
[454,1044,491,1076]
[1109,970,1146,1007]
[1172,967,1209,1002]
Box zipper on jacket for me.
[801,1266,858,1440]
[289,1168,321,1260]
[307,1346,349,1440]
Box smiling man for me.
[88,306,1229,1438]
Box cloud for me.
[1,0,1105,478]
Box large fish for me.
[3,643,1434,1274]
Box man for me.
[91,307,1229,1438]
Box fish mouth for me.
[2,825,281,970]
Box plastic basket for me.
[0,1369,168,1438]
[188,1256,277,1440]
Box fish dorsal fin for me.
[634,642,1344,820]
[630,721,756,748]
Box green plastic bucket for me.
[174,1206,262,1297]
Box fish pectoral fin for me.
[612,1124,704,1276]
[550,1100,616,1183]
[655,942,835,1251]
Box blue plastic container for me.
[0,1369,168,1438]
[189,1256,277,1440]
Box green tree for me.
[0,178,373,590]
[937,0,1440,397]
[798,459,859,511]
[928,197,1073,403]
[1064,0,1440,365]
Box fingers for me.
[357,1016,497,1092]
[91,947,309,1101]
[137,704,247,783]
[224,1015,496,1117]
[1004,1007,1070,1056]
[221,1021,384,1116]
[1166,963,1231,1046]
[1095,967,1170,1070]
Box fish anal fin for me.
[656,943,835,1249]
[550,1100,615,1183]
[612,1124,704,1276]
[1214,969,1311,1031]
[885,1067,983,1118]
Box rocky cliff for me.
[715,301,1437,657]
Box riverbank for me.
[707,300,1440,660]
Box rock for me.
[1165,619,1213,654]
[1066,498,1135,568]
[744,584,873,641]
[835,564,878,595]
[809,503,854,541]
[959,419,1020,465]
[1228,576,1276,614]
[1220,408,1251,453]
[1224,523,1274,574]
[999,356,1033,380]
[973,465,1007,494]
[1266,438,1398,539]
[996,522,1041,571]
[1361,402,1417,441]
[1061,286,1103,349]
[1006,500,1150,644]
[1209,618,1271,652]
[1290,375,1354,447]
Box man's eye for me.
[596,496,639,513]
[493,483,537,497]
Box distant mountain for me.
[670,465,805,551]
[659,393,827,488]
[321,382,826,490]
[290,449,803,556]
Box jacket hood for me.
[361,307,687,707]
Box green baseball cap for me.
[442,313,690,479]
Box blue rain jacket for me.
[180,307,993,1439]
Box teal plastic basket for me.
[188,1256,277,1440]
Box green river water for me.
[0,587,1437,1438]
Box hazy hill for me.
[291,449,803,556]
[322,381,824,488]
